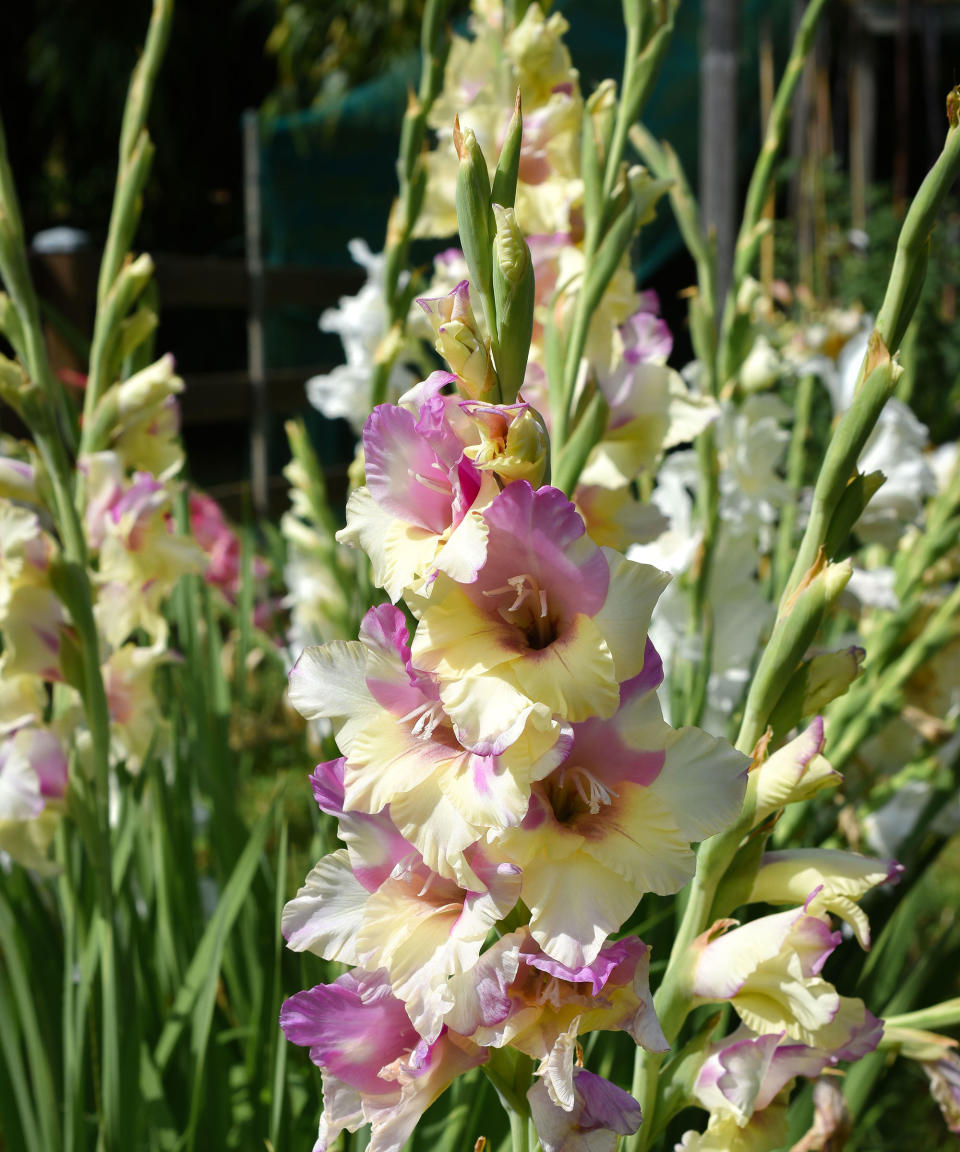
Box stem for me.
[551,2,677,465]
[510,1108,530,1152]
[772,373,816,598]
[84,0,173,430]
[784,107,960,599]
[370,0,449,407]
[716,0,829,385]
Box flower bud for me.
[114,353,183,420]
[417,281,498,400]
[491,91,523,211]
[454,120,495,311]
[460,400,548,486]
[491,204,534,404]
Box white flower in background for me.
[629,394,787,732]
[822,324,936,548]
[306,239,415,433]
[716,394,791,549]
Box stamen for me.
[409,468,450,496]
[399,699,445,740]
[556,765,618,816]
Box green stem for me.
[84,0,173,431]
[716,0,829,386]
[784,109,960,600]
[370,0,448,407]
[772,373,815,598]
[551,2,677,464]
[510,1107,530,1152]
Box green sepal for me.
[49,559,94,631]
[740,559,852,750]
[17,381,53,435]
[491,205,534,404]
[491,91,523,211]
[481,1047,533,1116]
[768,646,866,740]
[0,292,27,362]
[454,121,495,320]
[0,351,28,418]
[554,388,609,497]
[823,470,886,559]
[57,626,87,695]
[116,305,159,367]
[581,82,616,241]
[648,1010,726,1143]
[628,165,672,226]
[712,820,775,920]
[580,195,638,324]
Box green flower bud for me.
[491,203,534,404]
[454,119,495,311]
[491,91,523,211]
[462,401,549,487]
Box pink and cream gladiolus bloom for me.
[691,904,882,1053]
[288,604,571,889]
[81,452,204,646]
[745,718,842,827]
[282,757,522,1044]
[444,928,667,1070]
[747,848,903,949]
[527,1066,644,1152]
[0,503,66,682]
[280,968,484,1152]
[410,480,671,753]
[0,723,68,871]
[496,643,748,966]
[690,1016,879,1127]
[338,374,498,602]
[189,489,268,603]
[417,282,498,400]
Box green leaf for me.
[153,798,277,1074]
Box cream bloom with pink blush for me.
[288,603,571,889]
[410,480,671,753]
[280,969,483,1152]
[338,374,497,602]
[498,642,748,967]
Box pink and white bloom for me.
[528,1064,644,1152]
[445,929,667,1066]
[338,376,497,601]
[189,490,268,603]
[746,718,841,826]
[288,604,571,887]
[747,849,903,949]
[417,282,498,401]
[0,724,68,871]
[280,969,484,1152]
[282,758,521,1043]
[0,504,66,682]
[410,481,670,751]
[691,906,882,1053]
[82,453,204,645]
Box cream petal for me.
[651,726,748,843]
[592,550,670,682]
[281,850,366,963]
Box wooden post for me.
[700,0,739,310]
[243,109,269,518]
